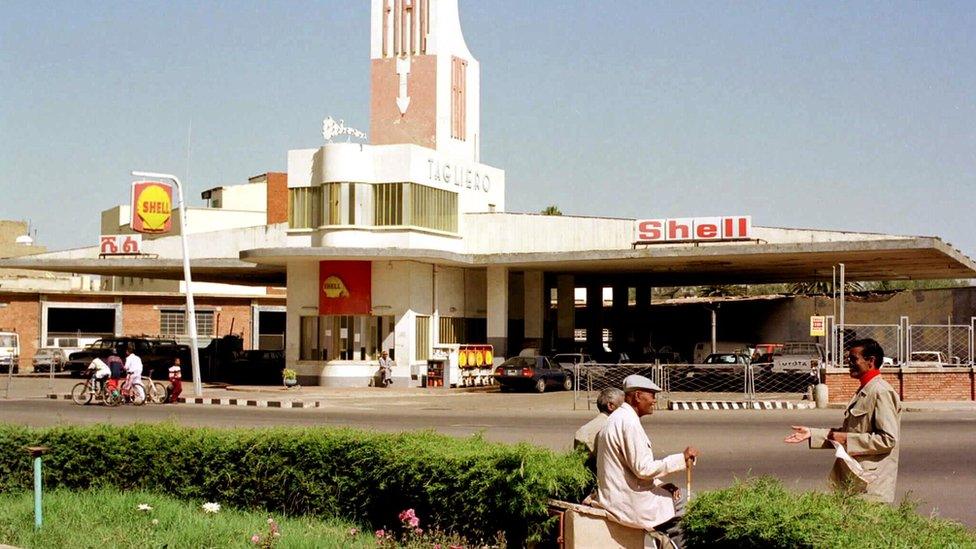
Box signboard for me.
[130,181,174,233]
[635,215,752,244]
[319,261,372,315]
[99,234,142,255]
[810,315,827,337]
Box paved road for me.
[1,393,975,529]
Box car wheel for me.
[534,378,546,393]
[562,376,574,391]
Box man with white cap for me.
[591,374,699,548]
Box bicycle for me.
[71,374,121,407]
[143,369,168,404]
[119,377,147,406]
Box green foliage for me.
[0,424,591,543]
[540,205,562,215]
[0,488,373,548]
[682,477,976,548]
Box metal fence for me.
[573,362,817,410]
[829,317,975,367]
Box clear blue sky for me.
[2,1,974,259]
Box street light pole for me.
[131,171,202,397]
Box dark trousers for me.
[169,379,183,403]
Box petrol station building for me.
[4,0,976,388]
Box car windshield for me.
[35,349,55,358]
[706,354,737,364]
[0,335,17,347]
[778,344,819,356]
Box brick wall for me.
[0,295,39,365]
[265,172,288,224]
[824,368,976,403]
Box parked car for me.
[551,353,595,370]
[32,348,68,373]
[695,353,751,375]
[0,331,20,374]
[908,351,949,367]
[693,341,751,364]
[493,355,573,393]
[65,337,192,379]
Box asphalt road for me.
[1,395,975,528]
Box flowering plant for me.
[250,517,281,547]
[202,502,221,514]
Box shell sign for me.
[130,181,174,233]
[319,261,372,315]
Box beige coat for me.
[810,375,901,502]
[591,403,686,529]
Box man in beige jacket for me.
[785,338,901,502]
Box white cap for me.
[622,374,662,393]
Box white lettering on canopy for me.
[427,158,491,193]
[635,216,752,243]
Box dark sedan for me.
[493,355,573,393]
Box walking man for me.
[785,338,901,502]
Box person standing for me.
[378,350,394,387]
[591,375,699,547]
[123,345,144,401]
[574,387,624,470]
[785,338,901,503]
[168,357,183,403]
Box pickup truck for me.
[907,351,951,367]
[65,337,192,379]
[769,342,824,373]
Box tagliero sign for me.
[130,181,174,233]
[635,216,752,243]
[427,158,491,193]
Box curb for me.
[47,393,322,409]
[669,400,816,411]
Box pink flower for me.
[375,529,385,539]
[434,545,442,549]
[251,534,261,544]
[398,508,417,522]
[413,527,423,535]
[347,527,359,536]
[408,516,420,528]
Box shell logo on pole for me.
[130,181,174,233]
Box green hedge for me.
[683,477,976,548]
[0,424,591,543]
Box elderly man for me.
[785,338,901,502]
[592,375,699,547]
[574,387,625,469]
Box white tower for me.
[370,0,481,163]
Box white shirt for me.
[124,353,144,380]
[591,402,686,530]
[88,358,111,379]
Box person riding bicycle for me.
[106,349,125,393]
[85,357,111,394]
[123,345,144,400]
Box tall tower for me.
[370,0,480,163]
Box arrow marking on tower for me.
[396,56,411,114]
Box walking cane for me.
[685,456,695,500]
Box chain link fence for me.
[908,324,974,366]
[840,324,903,365]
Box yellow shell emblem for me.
[136,184,172,231]
[322,276,349,298]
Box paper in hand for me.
[829,440,878,484]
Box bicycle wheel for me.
[71,382,93,405]
[130,383,147,406]
[104,388,122,407]
[149,382,168,404]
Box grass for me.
[0,488,377,548]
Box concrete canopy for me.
[0,257,285,286]
[241,236,976,285]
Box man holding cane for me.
[591,374,700,548]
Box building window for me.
[288,187,321,228]
[160,309,215,341]
[409,183,457,232]
[299,315,394,362]
[415,315,431,361]
[451,56,467,140]
[374,183,403,226]
[323,183,341,225]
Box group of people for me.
[573,337,901,548]
[86,346,183,403]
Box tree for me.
[540,205,562,216]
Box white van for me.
[693,341,752,364]
[0,331,21,373]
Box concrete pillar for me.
[487,266,509,359]
[556,275,575,351]
[586,283,603,356]
[612,284,629,354]
[523,271,544,348]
